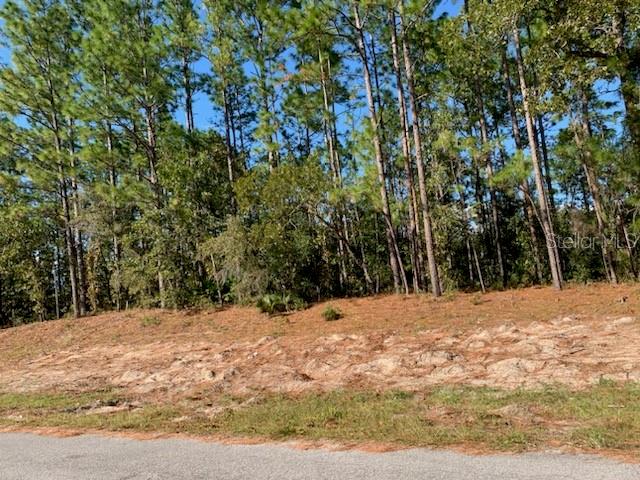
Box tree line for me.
[0,0,638,325]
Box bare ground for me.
[1,283,639,400]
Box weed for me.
[321,305,342,321]
[471,293,484,305]
[140,316,161,327]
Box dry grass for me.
[1,283,638,364]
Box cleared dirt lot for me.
[1,283,639,400]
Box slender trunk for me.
[232,85,246,157]
[398,3,441,296]
[353,209,374,291]
[102,67,122,311]
[60,168,80,318]
[229,91,238,152]
[182,53,194,133]
[319,50,349,287]
[68,119,87,316]
[512,27,563,289]
[222,84,236,210]
[535,114,555,212]
[472,237,486,293]
[46,59,80,317]
[524,25,556,214]
[257,50,278,171]
[142,55,164,305]
[319,51,341,183]
[465,0,504,286]
[466,237,474,284]
[501,49,543,282]
[452,153,485,292]
[353,3,408,294]
[389,10,420,292]
[476,95,505,286]
[107,131,121,311]
[575,90,618,283]
[53,243,61,319]
[522,184,544,282]
[619,208,638,279]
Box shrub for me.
[322,305,342,321]
[256,293,307,315]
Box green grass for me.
[0,390,121,411]
[1,382,639,453]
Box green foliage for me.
[492,152,531,191]
[321,305,342,321]
[256,293,306,315]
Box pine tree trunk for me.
[222,84,235,205]
[141,54,164,305]
[60,171,81,318]
[535,114,555,212]
[102,67,122,311]
[398,2,441,296]
[353,3,408,294]
[319,51,349,288]
[451,153,485,292]
[476,94,505,286]
[255,26,278,173]
[501,48,543,283]
[68,119,87,316]
[512,27,563,289]
[182,53,194,133]
[525,26,556,214]
[107,133,122,311]
[53,243,61,319]
[370,30,402,239]
[575,89,618,283]
[389,9,420,292]
[47,73,80,317]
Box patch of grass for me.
[321,305,342,321]
[0,390,120,412]
[41,405,188,432]
[140,316,161,327]
[214,384,640,452]
[1,383,639,454]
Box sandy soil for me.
[1,283,639,399]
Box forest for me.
[0,0,638,325]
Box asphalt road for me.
[1,433,639,480]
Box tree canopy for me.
[1,0,639,325]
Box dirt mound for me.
[0,286,640,398]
